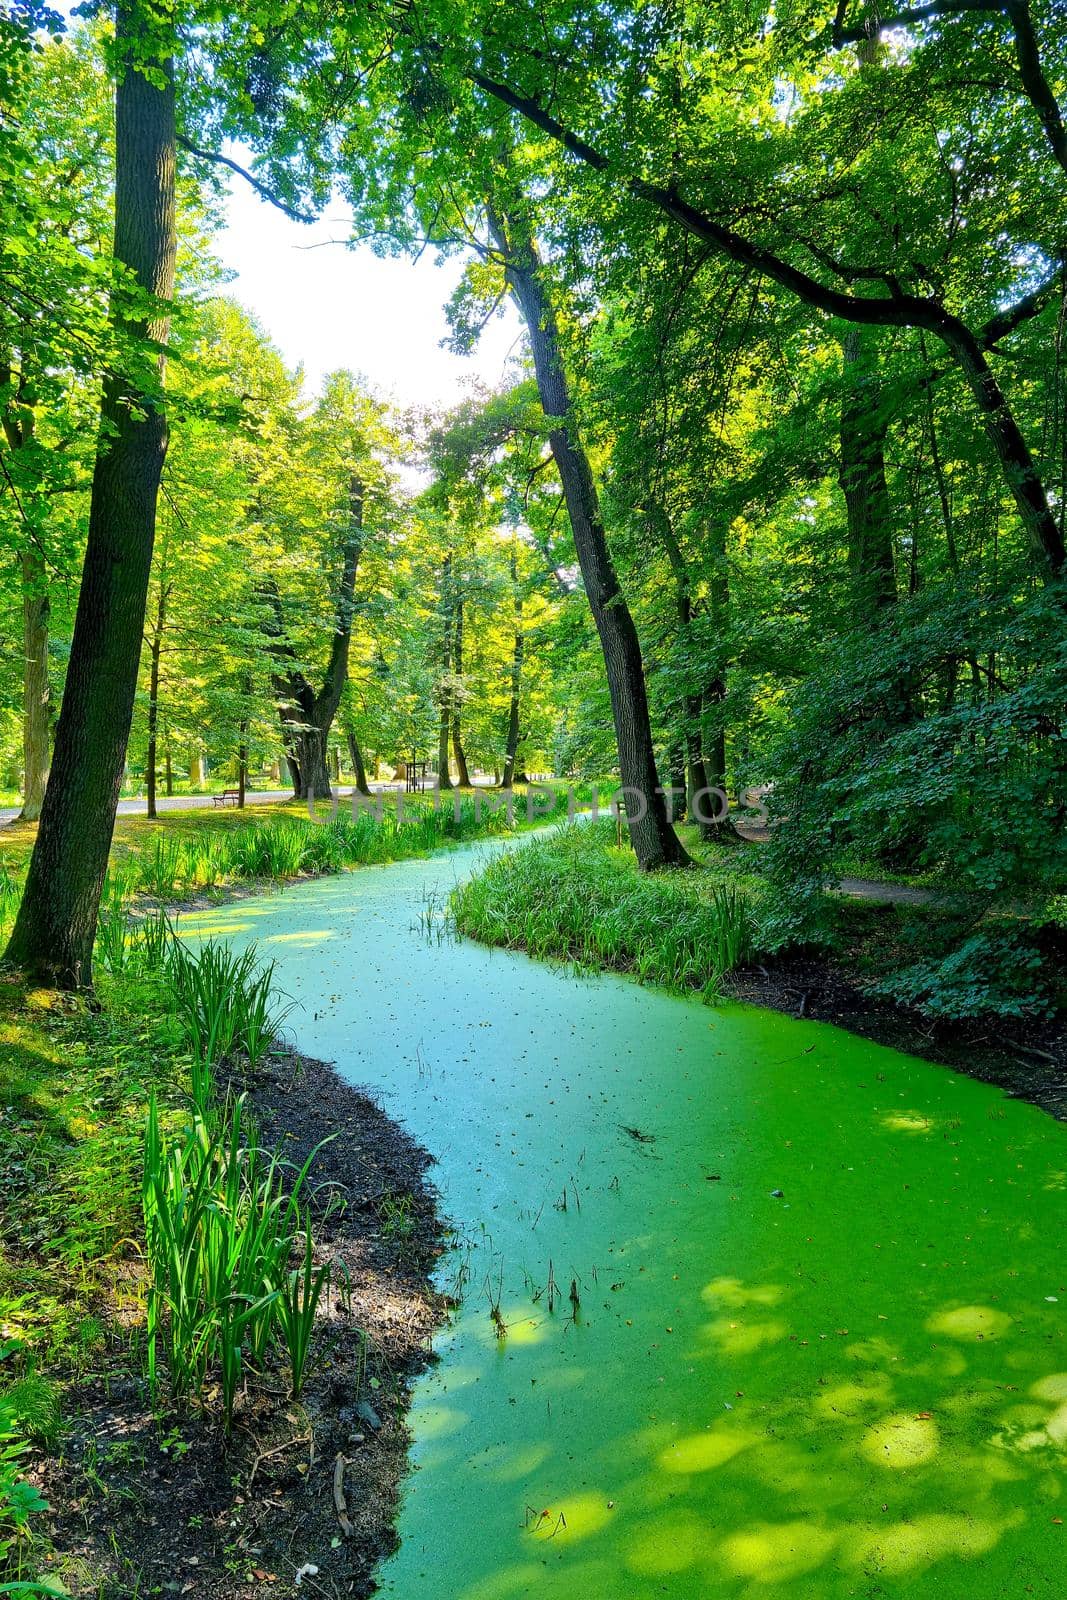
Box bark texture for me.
[6,6,177,984]
[345,721,371,795]
[490,203,688,868]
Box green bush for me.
[871,925,1053,1022]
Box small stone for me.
[770,1189,784,1199]
[356,1400,382,1431]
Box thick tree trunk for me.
[19,548,50,823]
[451,597,472,786]
[5,6,176,985]
[501,560,524,789]
[345,721,371,795]
[490,204,688,868]
[263,475,365,802]
[295,727,331,801]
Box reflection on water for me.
[183,837,1067,1596]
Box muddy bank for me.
[35,1050,447,1600]
[726,950,1067,1118]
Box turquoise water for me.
[185,836,1067,1597]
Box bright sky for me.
[217,175,526,413]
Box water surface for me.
[187,836,1067,1597]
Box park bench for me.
[212,789,241,808]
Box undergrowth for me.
[0,896,335,1586]
[451,821,757,1000]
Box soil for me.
[726,946,1067,1118]
[31,1049,448,1600]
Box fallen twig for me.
[333,1452,355,1539]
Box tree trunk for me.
[5,5,177,985]
[345,721,371,795]
[501,556,524,788]
[451,597,472,786]
[296,727,331,801]
[436,552,453,789]
[668,743,686,821]
[649,504,713,826]
[19,548,50,823]
[164,744,173,796]
[146,635,161,820]
[490,202,688,868]
[263,474,365,801]
[699,520,735,844]
[237,671,250,808]
[145,579,168,821]
[839,329,898,612]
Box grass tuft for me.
[451,822,756,1000]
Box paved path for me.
[0,789,335,829]
[835,873,939,906]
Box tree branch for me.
[177,135,317,223]
[467,64,1065,571]
[832,0,1067,177]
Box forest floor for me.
[1,972,446,1600]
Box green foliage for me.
[452,822,753,999]
[166,938,292,1074]
[143,1089,318,1426]
[275,1215,331,1399]
[870,925,1053,1023]
[0,1343,54,1576]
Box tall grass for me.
[143,1091,328,1426]
[451,821,755,1000]
[167,939,293,1075]
[121,785,590,901]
